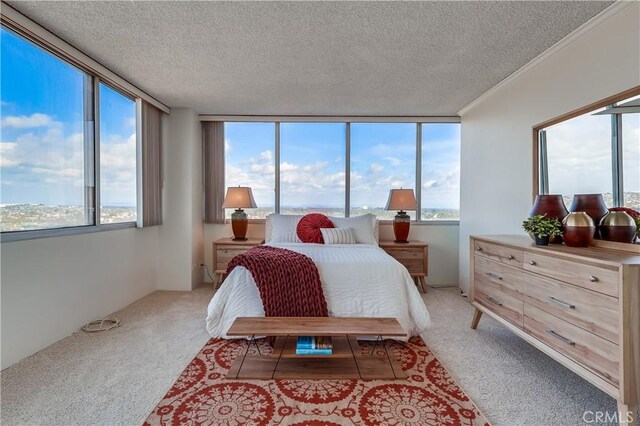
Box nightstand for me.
[379,241,429,293]
[212,238,264,287]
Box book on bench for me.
[296,336,333,355]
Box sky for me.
[1,27,137,208]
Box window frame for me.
[1,23,141,242]
[219,117,461,224]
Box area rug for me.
[144,337,489,426]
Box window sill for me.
[1,222,137,243]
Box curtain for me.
[203,121,226,224]
[141,101,163,226]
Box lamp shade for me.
[222,187,257,209]
[385,189,417,211]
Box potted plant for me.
[522,214,562,246]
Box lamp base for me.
[393,211,411,243]
[231,209,248,240]
[394,240,410,244]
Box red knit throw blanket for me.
[227,246,328,317]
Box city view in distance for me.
[4,192,639,232]
[0,205,137,232]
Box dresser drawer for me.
[524,304,619,385]
[475,280,524,329]
[523,272,619,343]
[474,255,524,298]
[473,239,523,268]
[523,253,619,298]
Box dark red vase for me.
[562,212,595,248]
[569,194,608,239]
[599,211,637,243]
[530,195,569,244]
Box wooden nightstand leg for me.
[413,276,423,293]
[471,308,483,329]
[421,276,428,293]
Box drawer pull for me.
[589,275,599,282]
[476,246,483,251]
[529,260,537,266]
[486,296,503,307]
[546,329,575,346]
[486,272,503,280]
[508,255,515,260]
[547,296,576,309]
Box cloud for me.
[1,114,137,206]
[384,156,402,166]
[1,113,55,129]
[370,163,384,173]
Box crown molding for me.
[457,1,638,116]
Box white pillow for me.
[329,214,378,245]
[320,227,356,245]
[265,214,303,243]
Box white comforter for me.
[206,243,432,339]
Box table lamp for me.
[222,186,257,240]
[385,188,417,243]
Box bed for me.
[206,214,432,339]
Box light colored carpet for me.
[1,287,631,425]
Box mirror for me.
[533,87,640,248]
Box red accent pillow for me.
[296,213,334,244]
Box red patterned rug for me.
[144,337,489,426]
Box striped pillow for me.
[320,227,357,245]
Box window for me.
[221,120,460,221]
[422,124,461,220]
[0,25,139,235]
[280,123,346,217]
[350,123,416,219]
[99,83,137,223]
[224,122,275,219]
[540,94,639,210]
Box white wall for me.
[458,3,640,292]
[157,109,204,291]
[204,222,459,287]
[0,227,158,369]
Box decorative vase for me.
[534,235,550,246]
[599,211,637,243]
[569,194,608,238]
[562,212,595,247]
[529,195,569,244]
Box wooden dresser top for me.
[471,234,640,266]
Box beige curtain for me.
[203,121,226,224]
[141,101,163,226]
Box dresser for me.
[470,235,639,423]
[212,238,264,287]
[379,241,428,293]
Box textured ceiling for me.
[7,1,613,115]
